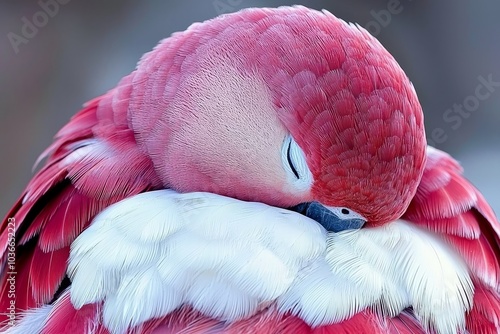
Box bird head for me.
[128,6,426,229]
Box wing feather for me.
[0,89,162,321]
[403,146,500,333]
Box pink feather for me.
[403,148,500,332]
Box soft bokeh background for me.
[1,0,499,217]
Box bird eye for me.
[341,208,350,215]
[281,135,313,191]
[286,139,300,179]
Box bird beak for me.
[290,202,365,232]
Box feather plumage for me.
[0,90,163,321]
[0,6,498,334]
[403,146,500,333]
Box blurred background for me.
[1,0,499,217]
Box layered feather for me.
[62,190,471,334]
[403,146,500,333]
[0,4,498,334]
[0,86,163,323]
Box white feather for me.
[278,221,472,332]
[1,305,52,334]
[60,140,99,166]
[69,190,326,334]
[326,221,473,333]
[102,268,181,334]
[185,274,257,321]
[68,190,473,334]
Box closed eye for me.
[287,139,300,179]
[281,135,313,191]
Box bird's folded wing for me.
[0,91,163,315]
[403,145,500,333]
[64,189,472,334]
